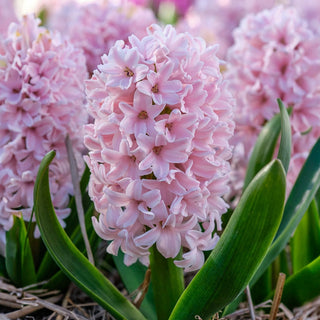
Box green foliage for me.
[277,98,292,173]
[282,256,320,308]
[169,160,286,320]
[243,113,281,190]
[113,251,157,319]
[26,97,320,318]
[244,99,291,191]
[37,203,98,291]
[150,246,184,320]
[252,138,320,285]
[34,150,146,320]
[291,199,320,273]
[5,215,37,287]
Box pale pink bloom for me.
[154,109,196,142]
[177,0,276,58]
[0,14,88,240]
[128,34,159,63]
[138,134,190,179]
[101,139,148,180]
[99,41,149,90]
[92,204,149,265]
[176,216,219,271]
[227,5,320,200]
[49,0,157,73]
[136,62,182,105]
[119,91,164,136]
[85,24,234,270]
[137,224,181,259]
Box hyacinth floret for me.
[85,24,234,271]
[0,14,88,241]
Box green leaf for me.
[252,247,290,305]
[150,246,184,320]
[251,265,272,304]
[276,99,292,173]
[291,199,320,273]
[113,252,157,320]
[34,150,147,320]
[222,294,244,317]
[243,113,281,190]
[37,203,97,282]
[5,215,37,287]
[281,255,320,308]
[314,187,320,215]
[251,138,320,284]
[169,160,286,320]
[0,255,7,278]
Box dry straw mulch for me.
[0,277,319,320]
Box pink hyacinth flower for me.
[0,14,88,240]
[85,24,234,271]
[227,5,320,200]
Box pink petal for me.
[157,227,181,258]
[135,227,160,249]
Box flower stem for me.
[149,245,184,320]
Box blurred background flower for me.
[226,5,320,200]
[0,0,18,35]
[48,0,157,74]
[0,14,88,245]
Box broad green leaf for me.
[150,246,184,320]
[169,160,286,320]
[276,99,292,173]
[113,252,157,320]
[42,221,99,291]
[251,138,320,284]
[37,203,97,282]
[5,216,37,287]
[37,164,93,283]
[291,199,320,273]
[281,255,320,308]
[34,150,147,320]
[243,113,281,189]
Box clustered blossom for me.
[85,24,234,271]
[226,5,320,198]
[49,0,157,73]
[0,15,88,241]
[0,0,17,35]
[177,0,275,58]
